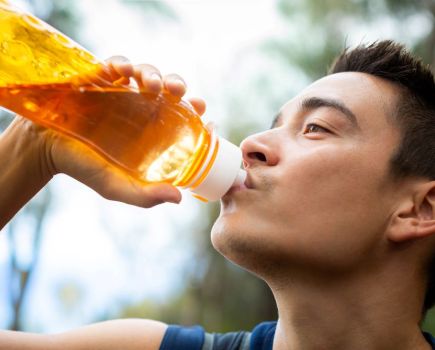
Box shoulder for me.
[249,321,277,350]
[159,324,205,350]
[159,321,277,350]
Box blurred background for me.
[1,0,435,334]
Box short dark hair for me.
[328,40,435,313]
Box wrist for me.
[2,116,56,182]
[0,116,54,227]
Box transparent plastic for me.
[0,1,242,199]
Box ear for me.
[387,181,435,243]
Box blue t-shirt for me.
[159,321,275,350]
[424,332,435,349]
[160,321,435,350]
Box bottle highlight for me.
[0,0,246,201]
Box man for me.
[1,40,435,349]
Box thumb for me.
[100,175,182,207]
[50,136,182,208]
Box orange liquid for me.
[0,84,211,185]
[0,1,101,85]
[0,2,212,186]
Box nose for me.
[240,131,279,169]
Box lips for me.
[223,172,253,198]
[228,180,247,194]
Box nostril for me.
[248,151,267,162]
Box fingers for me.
[187,97,206,116]
[87,159,182,207]
[95,168,182,207]
[106,56,134,79]
[104,58,204,115]
[103,178,182,207]
[163,73,186,98]
[132,66,187,98]
[72,56,131,86]
[54,136,182,208]
[133,64,163,94]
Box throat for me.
[269,275,430,350]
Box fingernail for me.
[150,73,161,82]
[171,78,184,87]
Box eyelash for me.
[303,123,330,134]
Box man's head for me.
[212,40,435,312]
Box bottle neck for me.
[185,134,244,202]
[181,131,219,190]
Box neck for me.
[268,258,431,350]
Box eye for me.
[303,123,330,134]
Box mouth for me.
[223,172,253,197]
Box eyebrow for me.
[271,96,360,130]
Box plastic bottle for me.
[0,0,246,201]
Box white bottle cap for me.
[190,136,244,202]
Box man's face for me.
[211,72,403,277]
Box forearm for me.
[0,319,167,350]
[0,330,56,350]
[53,319,167,350]
[0,117,53,229]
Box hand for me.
[14,57,206,208]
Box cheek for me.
[212,142,395,272]
[265,148,392,266]
[278,145,389,211]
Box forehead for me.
[280,72,398,131]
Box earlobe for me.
[387,183,435,243]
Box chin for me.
[211,212,234,255]
[212,208,298,281]
[211,212,270,276]
[212,211,247,261]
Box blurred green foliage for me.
[121,0,178,21]
[273,0,435,80]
